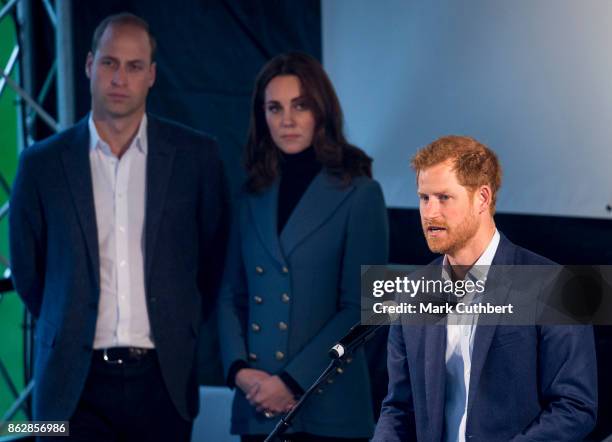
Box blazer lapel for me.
[144,116,176,282]
[424,323,447,441]
[280,172,354,258]
[61,118,100,288]
[466,235,517,418]
[247,179,287,267]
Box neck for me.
[92,108,145,158]
[447,221,496,269]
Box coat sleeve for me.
[216,199,250,379]
[510,324,597,441]
[283,179,389,389]
[197,140,230,319]
[9,149,46,318]
[372,324,418,442]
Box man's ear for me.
[148,62,156,88]
[476,185,492,214]
[85,52,94,79]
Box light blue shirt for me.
[88,114,153,349]
[443,229,500,442]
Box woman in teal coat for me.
[217,52,389,442]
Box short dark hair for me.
[91,12,157,62]
[245,52,372,193]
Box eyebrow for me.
[265,95,307,104]
[417,190,452,196]
[100,55,147,64]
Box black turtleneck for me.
[277,147,322,234]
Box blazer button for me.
[248,352,258,361]
[316,388,324,394]
[281,293,290,303]
[251,323,261,332]
[346,356,353,364]
[255,266,264,274]
[275,351,285,361]
[278,321,288,331]
[281,266,289,274]
[336,367,344,374]
[253,295,263,304]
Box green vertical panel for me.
[0,13,26,421]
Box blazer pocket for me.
[489,329,526,349]
[36,318,57,348]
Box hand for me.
[235,368,270,396]
[248,375,297,415]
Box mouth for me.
[108,93,129,100]
[426,226,447,236]
[280,134,300,140]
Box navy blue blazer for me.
[217,173,389,437]
[373,234,597,442]
[9,115,228,421]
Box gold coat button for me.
[281,293,290,303]
[253,295,263,304]
[255,266,264,274]
[316,388,324,394]
[278,321,288,331]
[248,352,258,361]
[336,367,344,374]
[251,323,261,332]
[275,351,285,361]
[346,357,353,364]
[282,266,289,274]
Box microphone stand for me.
[264,323,386,442]
[264,358,343,442]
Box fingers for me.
[245,382,260,403]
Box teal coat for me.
[217,172,389,437]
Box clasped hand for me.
[235,368,296,415]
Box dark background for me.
[22,1,612,439]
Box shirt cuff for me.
[227,359,249,388]
[279,370,305,396]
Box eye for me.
[266,104,281,113]
[419,194,429,202]
[294,101,309,111]
[128,63,144,72]
[101,59,115,67]
[438,194,450,201]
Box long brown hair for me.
[244,52,372,193]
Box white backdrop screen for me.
[323,0,612,219]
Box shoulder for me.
[513,245,555,265]
[148,114,217,150]
[497,233,556,265]
[19,121,86,168]
[348,176,385,205]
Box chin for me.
[277,143,310,155]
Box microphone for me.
[329,301,399,359]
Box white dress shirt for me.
[443,229,500,442]
[88,114,154,349]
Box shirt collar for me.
[88,113,148,156]
[442,228,500,282]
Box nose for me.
[111,65,127,87]
[280,108,295,127]
[420,198,440,221]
